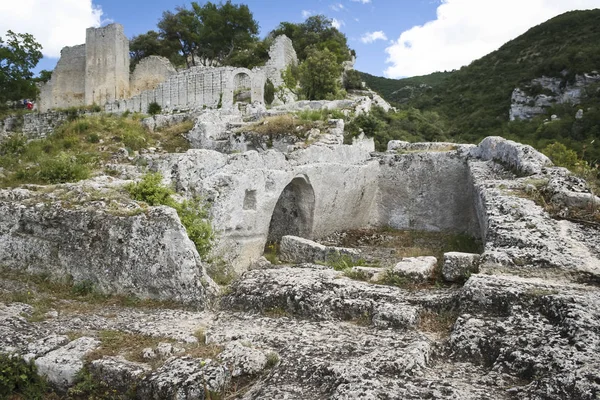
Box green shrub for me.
[0,353,48,399]
[264,79,275,105]
[125,173,214,258]
[344,70,363,90]
[147,102,162,115]
[125,173,175,207]
[36,152,91,184]
[543,142,580,168]
[0,133,27,156]
[174,198,214,258]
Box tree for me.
[130,30,182,69]
[191,1,259,66]
[0,31,42,105]
[158,7,201,68]
[297,47,343,100]
[269,15,352,64]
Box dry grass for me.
[152,120,194,153]
[238,115,318,138]
[418,309,459,335]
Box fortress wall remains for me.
[85,24,130,106]
[38,45,86,112]
[130,56,177,97]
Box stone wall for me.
[148,143,379,271]
[38,45,86,112]
[130,56,177,97]
[85,24,130,106]
[0,111,98,141]
[106,67,266,114]
[264,35,298,87]
[374,150,481,238]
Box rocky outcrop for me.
[35,337,100,390]
[510,72,600,121]
[0,183,217,306]
[279,235,362,264]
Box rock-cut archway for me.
[267,176,315,243]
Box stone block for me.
[391,257,438,282]
[35,337,100,390]
[279,235,361,265]
[442,252,480,282]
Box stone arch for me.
[267,175,315,243]
[233,71,252,103]
[226,68,264,106]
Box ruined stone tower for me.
[84,24,130,106]
[39,23,130,112]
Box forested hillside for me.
[359,9,600,166]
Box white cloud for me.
[330,3,345,12]
[385,0,600,78]
[351,0,372,3]
[332,18,345,29]
[361,31,388,44]
[302,10,314,19]
[0,0,103,58]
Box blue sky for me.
[1,0,599,79]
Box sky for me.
[1,0,599,79]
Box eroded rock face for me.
[136,357,230,400]
[0,185,217,306]
[35,337,100,390]
[279,235,362,264]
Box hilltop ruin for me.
[38,23,297,113]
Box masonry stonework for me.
[85,24,130,106]
[39,23,297,114]
[130,56,177,97]
[38,45,86,111]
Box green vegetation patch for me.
[0,353,48,400]
[0,114,152,187]
[125,173,214,259]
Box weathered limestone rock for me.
[130,56,177,97]
[23,335,70,362]
[136,357,230,400]
[35,337,100,390]
[510,73,600,121]
[88,356,152,395]
[391,256,437,282]
[218,341,269,377]
[0,186,217,306]
[476,136,552,175]
[223,266,428,329]
[451,274,600,400]
[141,112,194,132]
[442,252,480,282]
[279,235,361,264]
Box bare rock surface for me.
[279,235,362,264]
[0,184,217,306]
[35,337,100,390]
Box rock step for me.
[222,266,422,329]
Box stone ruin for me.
[38,23,298,113]
[1,23,600,400]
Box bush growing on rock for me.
[0,354,48,399]
[147,101,162,115]
[125,173,214,258]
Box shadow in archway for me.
[267,176,315,244]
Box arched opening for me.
[267,176,315,244]
[233,72,252,104]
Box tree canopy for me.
[269,15,353,64]
[132,1,261,69]
[0,30,42,105]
